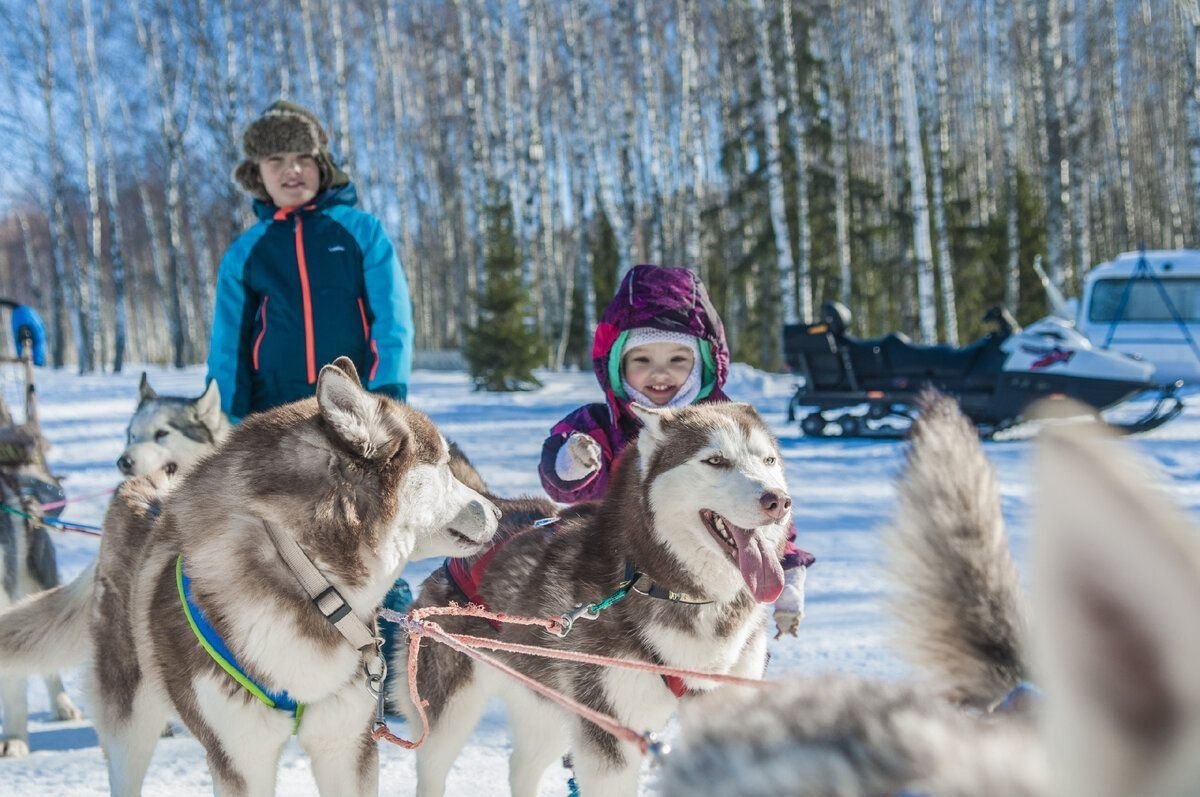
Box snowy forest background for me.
[0,0,1195,374]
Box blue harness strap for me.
[176,556,304,731]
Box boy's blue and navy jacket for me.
[207,183,413,418]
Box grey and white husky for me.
[0,358,500,795]
[0,455,84,757]
[116,373,231,477]
[396,401,793,797]
[663,395,1200,797]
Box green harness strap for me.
[175,556,305,734]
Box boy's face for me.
[258,151,320,207]
[622,342,695,406]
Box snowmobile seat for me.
[783,322,845,390]
[881,334,992,379]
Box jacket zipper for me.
[356,298,381,381]
[252,296,269,370]
[293,215,317,384]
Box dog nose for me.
[117,455,134,475]
[759,490,792,520]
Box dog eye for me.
[764,456,777,465]
[154,430,169,441]
[703,454,729,467]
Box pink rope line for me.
[372,602,769,756]
[40,486,116,512]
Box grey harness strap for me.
[260,520,386,695]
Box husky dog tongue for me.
[702,509,786,602]
[732,524,785,602]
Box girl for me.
[539,264,812,637]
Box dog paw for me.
[53,693,85,721]
[0,738,30,758]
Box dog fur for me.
[116,373,231,477]
[395,401,792,797]
[662,395,1200,797]
[0,457,85,757]
[0,358,499,795]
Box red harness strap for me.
[662,675,692,698]
[446,534,697,700]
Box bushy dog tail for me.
[0,561,95,674]
[886,392,1028,708]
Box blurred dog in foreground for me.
[664,394,1200,797]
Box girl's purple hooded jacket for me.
[539,265,731,503]
[539,264,813,571]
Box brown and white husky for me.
[663,395,1200,797]
[396,401,794,797]
[0,358,499,795]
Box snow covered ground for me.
[3,363,1199,795]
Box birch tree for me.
[1000,0,1021,310]
[890,0,937,342]
[1184,0,1200,241]
[781,0,813,323]
[929,0,959,344]
[33,0,75,368]
[1039,0,1067,286]
[67,15,100,372]
[751,0,798,328]
[133,0,199,367]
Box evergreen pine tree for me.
[463,186,547,391]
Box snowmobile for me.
[784,301,1184,438]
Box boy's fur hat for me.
[233,100,349,202]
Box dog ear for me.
[1033,415,1200,797]
[317,362,403,459]
[195,380,223,427]
[328,356,362,386]
[138,372,158,403]
[629,403,673,445]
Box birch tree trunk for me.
[750,0,798,328]
[454,0,489,322]
[133,3,198,367]
[1108,2,1136,243]
[1065,0,1090,283]
[781,0,813,323]
[1000,0,1021,310]
[329,0,353,174]
[15,210,43,308]
[1184,0,1200,241]
[890,0,937,342]
[272,0,291,98]
[566,3,597,341]
[500,0,536,296]
[573,4,633,277]
[68,19,100,373]
[299,0,324,111]
[1039,0,1067,287]
[930,0,959,344]
[34,0,75,368]
[679,0,705,268]
[634,0,664,263]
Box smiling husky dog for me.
[116,373,231,478]
[664,396,1200,797]
[396,401,791,797]
[0,358,500,795]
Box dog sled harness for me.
[176,556,305,731]
[446,537,712,699]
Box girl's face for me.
[258,152,320,207]
[622,342,695,406]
